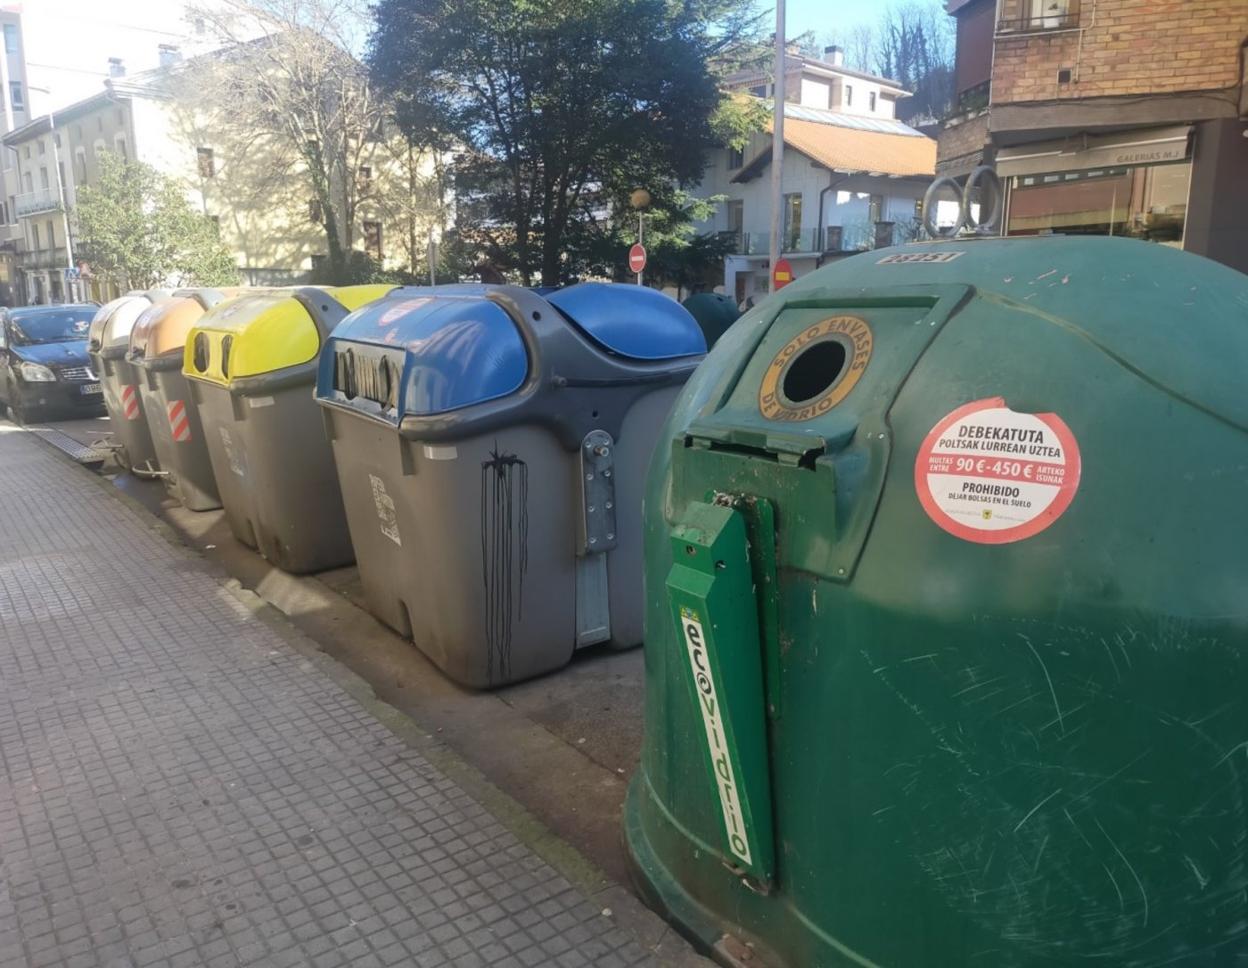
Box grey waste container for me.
[89,291,170,472]
[182,285,395,573]
[128,290,234,511]
[315,283,706,687]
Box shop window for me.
[1006,162,1190,246]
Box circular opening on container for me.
[781,339,847,404]
[192,333,210,373]
[220,336,234,378]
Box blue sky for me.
[784,0,879,44]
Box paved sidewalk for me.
[0,425,656,968]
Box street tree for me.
[184,0,395,283]
[368,0,765,286]
[74,154,239,290]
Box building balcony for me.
[997,2,1080,34]
[20,247,71,271]
[728,229,825,255]
[15,189,64,218]
[724,224,909,257]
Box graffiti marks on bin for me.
[369,474,401,546]
[480,446,528,685]
[219,426,246,478]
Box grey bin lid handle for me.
[290,287,352,342]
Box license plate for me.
[80,383,101,395]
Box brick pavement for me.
[0,425,657,968]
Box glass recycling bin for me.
[626,236,1248,967]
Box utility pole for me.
[769,0,785,294]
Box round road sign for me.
[629,244,647,274]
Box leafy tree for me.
[74,154,239,290]
[185,0,394,284]
[368,0,764,286]
[562,191,733,296]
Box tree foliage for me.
[74,154,239,290]
[368,0,764,286]
[185,0,392,283]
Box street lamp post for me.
[27,85,75,302]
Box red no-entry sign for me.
[773,257,794,290]
[629,243,647,275]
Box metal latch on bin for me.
[580,430,617,553]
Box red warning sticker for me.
[915,397,1081,544]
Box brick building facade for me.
[938,0,1248,273]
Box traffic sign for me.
[772,257,794,290]
[629,243,647,275]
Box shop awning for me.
[995,125,1192,178]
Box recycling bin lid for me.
[317,291,529,419]
[129,293,216,364]
[681,292,741,348]
[547,283,706,360]
[89,291,167,356]
[184,284,393,387]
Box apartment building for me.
[696,47,937,303]
[2,50,443,304]
[939,0,1248,272]
[0,6,29,303]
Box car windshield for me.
[10,308,94,344]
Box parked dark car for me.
[0,304,103,423]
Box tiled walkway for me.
[0,425,655,968]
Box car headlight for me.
[18,361,55,383]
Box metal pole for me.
[42,100,74,301]
[769,0,785,294]
[636,212,644,287]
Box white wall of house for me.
[696,130,931,303]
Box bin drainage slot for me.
[782,338,846,404]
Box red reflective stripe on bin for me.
[120,385,140,421]
[167,400,191,443]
